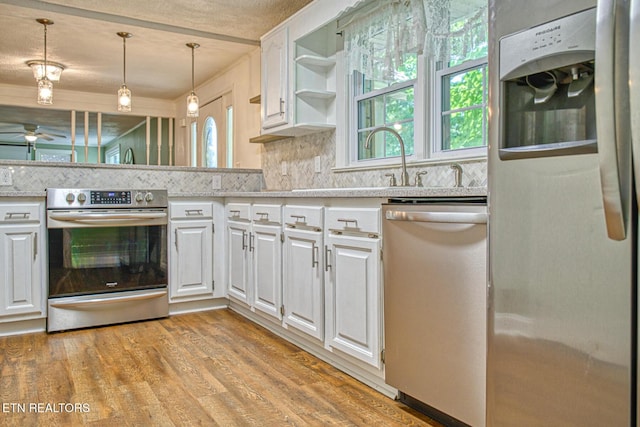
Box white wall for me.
[173,48,262,169]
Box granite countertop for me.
[1,186,487,199]
[216,186,486,198]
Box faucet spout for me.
[364,126,409,186]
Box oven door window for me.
[48,225,167,297]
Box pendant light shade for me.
[186,43,200,118]
[36,18,54,105]
[117,32,133,112]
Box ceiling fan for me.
[0,123,66,143]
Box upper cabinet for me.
[262,26,290,130]
[259,0,362,137]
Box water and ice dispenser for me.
[499,8,597,159]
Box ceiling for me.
[0,0,312,147]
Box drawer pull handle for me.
[229,210,241,219]
[6,212,30,220]
[255,212,269,221]
[185,209,203,216]
[291,214,306,224]
[337,218,358,227]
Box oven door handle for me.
[49,290,167,308]
[49,211,167,224]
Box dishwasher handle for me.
[385,209,487,224]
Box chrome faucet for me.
[364,127,410,186]
[450,163,463,187]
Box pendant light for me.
[36,18,53,105]
[117,32,133,112]
[186,42,200,118]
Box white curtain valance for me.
[343,0,488,80]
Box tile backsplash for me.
[261,130,487,190]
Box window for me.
[226,106,233,168]
[434,59,487,157]
[203,116,217,168]
[191,121,197,167]
[105,144,120,164]
[340,0,487,168]
[433,4,488,158]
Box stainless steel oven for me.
[46,188,169,332]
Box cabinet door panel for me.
[327,235,381,368]
[262,26,289,129]
[252,224,282,320]
[170,222,213,300]
[0,225,41,317]
[227,223,250,303]
[283,229,323,341]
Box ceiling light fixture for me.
[26,60,64,82]
[117,32,133,112]
[24,134,38,143]
[186,42,200,118]
[36,18,54,105]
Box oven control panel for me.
[47,188,168,209]
[91,190,131,205]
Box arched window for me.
[203,116,217,168]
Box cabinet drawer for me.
[325,207,380,235]
[284,205,323,229]
[0,203,42,223]
[252,204,282,224]
[170,201,213,219]
[226,202,251,221]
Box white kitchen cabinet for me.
[227,204,252,304]
[0,202,45,322]
[282,205,324,342]
[261,26,289,130]
[324,207,382,369]
[169,202,214,302]
[226,201,283,323]
[251,205,283,321]
[259,0,362,137]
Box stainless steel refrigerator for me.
[487,0,639,425]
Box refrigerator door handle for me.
[631,0,640,207]
[595,0,629,240]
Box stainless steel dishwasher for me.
[382,197,487,427]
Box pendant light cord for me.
[43,23,48,72]
[191,45,195,92]
[123,36,127,85]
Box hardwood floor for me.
[0,309,441,426]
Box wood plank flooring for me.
[0,309,441,426]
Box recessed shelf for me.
[249,95,261,104]
[295,55,336,68]
[295,89,336,99]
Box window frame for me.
[432,57,488,159]
[347,55,426,168]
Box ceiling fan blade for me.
[38,132,66,139]
[37,134,54,141]
[0,131,24,135]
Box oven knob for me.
[135,192,144,203]
[66,193,75,203]
[145,192,154,202]
[77,193,87,203]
